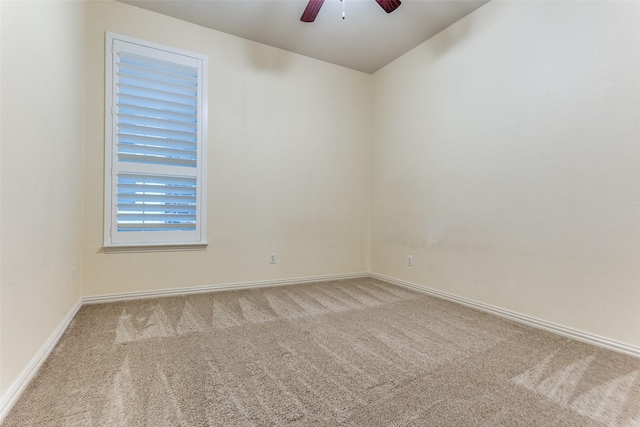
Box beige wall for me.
[0,1,85,395]
[2,0,639,405]
[371,0,640,347]
[83,1,372,297]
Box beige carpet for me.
[3,278,640,426]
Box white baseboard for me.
[0,272,367,423]
[370,272,640,358]
[3,271,637,424]
[82,272,369,304]
[0,298,83,423]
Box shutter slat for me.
[118,203,196,213]
[119,62,197,86]
[118,193,196,204]
[118,183,196,195]
[119,94,196,115]
[119,173,196,187]
[117,123,195,142]
[118,104,196,124]
[119,83,196,106]
[118,153,197,167]
[118,73,197,97]
[118,213,196,223]
[118,134,197,151]
[119,52,197,77]
[118,113,197,133]
[118,144,196,161]
[117,223,196,231]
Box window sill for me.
[103,243,208,254]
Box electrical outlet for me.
[407,255,413,267]
[270,253,276,264]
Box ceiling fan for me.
[301,0,401,22]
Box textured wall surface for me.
[0,1,85,395]
[82,1,372,297]
[2,0,639,411]
[371,1,640,346]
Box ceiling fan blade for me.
[375,0,401,14]
[301,0,325,22]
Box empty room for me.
[1,0,639,425]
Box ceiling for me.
[118,0,490,74]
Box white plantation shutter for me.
[105,34,207,248]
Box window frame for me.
[103,32,208,253]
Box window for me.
[104,33,207,251]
